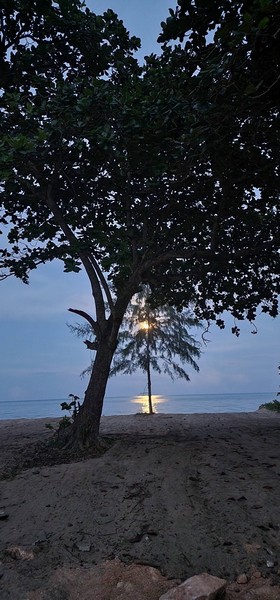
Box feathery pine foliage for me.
[110,290,201,381]
[70,290,201,381]
[69,288,201,414]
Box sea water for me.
[0,392,275,420]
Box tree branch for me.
[43,181,106,323]
[0,271,12,281]
[252,73,280,99]
[84,339,98,350]
[59,169,114,314]
[68,308,100,339]
[88,254,114,314]
[140,242,277,274]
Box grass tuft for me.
[260,399,280,413]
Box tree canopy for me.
[0,0,279,446]
[156,0,280,321]
[160,0,280,105]
[1,0,279,323]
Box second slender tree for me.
[71,288,201,414]
[110,289,201,413]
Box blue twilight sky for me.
[0,0,279,404]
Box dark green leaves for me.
[0,0,279,325]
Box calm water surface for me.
[0,392,275,420]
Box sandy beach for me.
[0,410,280,599]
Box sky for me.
[0,0,279,405]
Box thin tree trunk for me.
[147,359,153,414]
[146,326,153,414]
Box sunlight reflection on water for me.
[131,394,167,413]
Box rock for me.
[6,546,34,561]
[251,571,262,579]
[116,581,134,592]
[266,560,275,568]
[0,510,9,520]
[242,584,280,599]
[75,541,91,552]
[35,559,177,600]
[236,574,248,584]
[225,579,280,600]
[33,536,48,546]
[159,572,227,600]
[243,543,261,554]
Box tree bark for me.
[63,287,138,450]
[65,332,117,450]
[147,356,153,414]
[146,325,153,414]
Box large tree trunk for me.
[61,282,140,450]
[64,332,118,450]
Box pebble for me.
[6,546,34,561]
[266,559,275,568]
[251,571,262,579]
[76,541,91,552]
[236,574,248,584]
[0,511,9,520]
[33,537,48,546]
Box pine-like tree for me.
[70,287,201,414]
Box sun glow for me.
[139,321,150,330]
[131,394,167,413]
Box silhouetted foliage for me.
[0,0,279,446]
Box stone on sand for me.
[159,572,227,599]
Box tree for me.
[111,289,201,414]
[70,287,201,414]
[0,1,279,449]
[0,0,144,449]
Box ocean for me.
[0,392,275,420]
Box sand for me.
[0,410,280,599]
